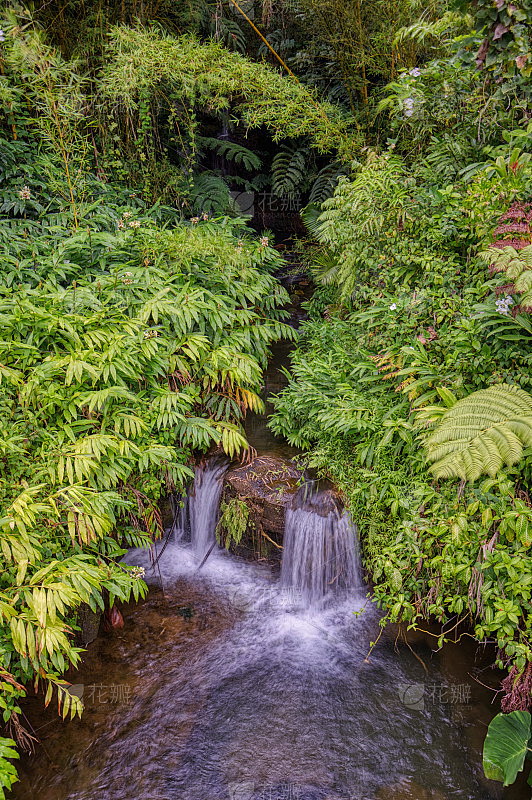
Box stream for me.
[10,282,531,800]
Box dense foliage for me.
[269,20,532,782]
[4,0,532,793]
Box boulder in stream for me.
[221,455,303,556]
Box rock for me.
[223,455,303,537]
[158,494,175,529]
[76,602,102,646]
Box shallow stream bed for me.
[11,541,530,800]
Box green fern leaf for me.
[422,384,532,481]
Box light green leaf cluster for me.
[101,26,354,157]
[420,384,532,481]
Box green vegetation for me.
[216,496,251,550]
[3,0,532,792]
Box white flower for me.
[128,220,140,228]
[143,329,158,339]
[0,30,5,43]
[190,217,200,225]
[496,295,513,315]
[18,186,31,200]
[404,98,415,118]
[202,212,209,221]
[122,211,132,219]
[389,303,397,311]
[130,566,146,579]
[409,68,421,77]
[117,220,125,230]
[260,236,269,247]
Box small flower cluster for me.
[122,271,133,285]
[0,29,5,43]
[18,186,31,200]
[190,216,200,225]
[143,329,159,339]
[409,67,421,77]
[117,211,140,230]
[236,239,244,254]
[260,236,269,247]
[496,294,514,315]
[403,98,415,118]
[202,212,209,221]
[130,566,146,580]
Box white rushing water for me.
[281,484,363,607]
[90,460,496,800]
[170,458,229,560]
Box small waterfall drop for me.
[280,483,362,606]
[169,492,189,544]
[188,459,229,561]
[64,466,487,800]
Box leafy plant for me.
[419,384,532,481]
[483,710,532,787]
[216,497,251,550]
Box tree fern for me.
[308,161,346,204]
[420,384,532,481]
[189,172,231,213]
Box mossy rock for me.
[223,455,303,539]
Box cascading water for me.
[14,459,504,800]
[169,492,189,544]
[280,483,363,607]
[187,458,229,560]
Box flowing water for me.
[188,459,230,560]
[281,484,363,607]
[11,462,529,799]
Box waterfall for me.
[280,483,362,607]
[169,492,189,544]
[188,459,229,561]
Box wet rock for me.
[223,455,303,537]
[159,494,175,529]
[76,603,102,646]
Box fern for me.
[480,245,532,311]
[393,11,471,48]
[189,172,230,213]
[216,496,250,549]
[271,144,309,197]
[308,161,345,204]
[420,384,532,481]
[197,137,262,171]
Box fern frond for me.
[271,144,309,197]
[422,384,532,481]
